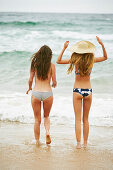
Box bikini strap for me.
[75,66,80,75]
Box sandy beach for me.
[0,121,113,170]
[0,10,113,170]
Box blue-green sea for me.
[0,12,113,127]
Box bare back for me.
[74,66,92,89]
[33,63,56,92]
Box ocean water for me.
[0,12,113,127]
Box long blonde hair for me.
[67,52,94,76]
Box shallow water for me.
[0,12,113,127]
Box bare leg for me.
[43,96,53,144]
[83,94,92,148]
[73,93,82,149]
[31,96,41,144]
[44,117,50,135]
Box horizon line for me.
[0,11,113,15]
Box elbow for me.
[105,55,108,61]
[56,60,60,64]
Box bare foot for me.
[76,142,81,149]
[36,140,40,146]
[46,134,51,144]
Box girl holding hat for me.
[56,36,108,149]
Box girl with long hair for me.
[56,36,108,148]
[26,45,57,145]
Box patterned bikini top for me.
[75,67,91,76]
[75,71,80,75]
[75,67,80,75]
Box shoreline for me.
[1,121,113,170]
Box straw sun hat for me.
[69,41,96,54]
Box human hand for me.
[96,36,103,46]
[52,81,57,88]
[26,88,32,94]
[64,41,69,49]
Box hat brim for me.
[69,41,96,54]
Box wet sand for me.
[0,122,113,170]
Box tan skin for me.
[26,63,57,145]
[56,36,108,148]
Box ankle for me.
[84,140,87,144]
[36,140,40,145]
[46,131,50,136]
[76,142,81,149]
[84,141,87,147]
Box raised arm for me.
[56,41,70,64]
[51,63,57,88]
[26,68,35,94]
[94,36,108,63]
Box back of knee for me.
[35,119,41,125]
[75,119,81,124]
[44,114,49,118]
[83,119,89,125]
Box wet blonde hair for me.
[67,52,94,76]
